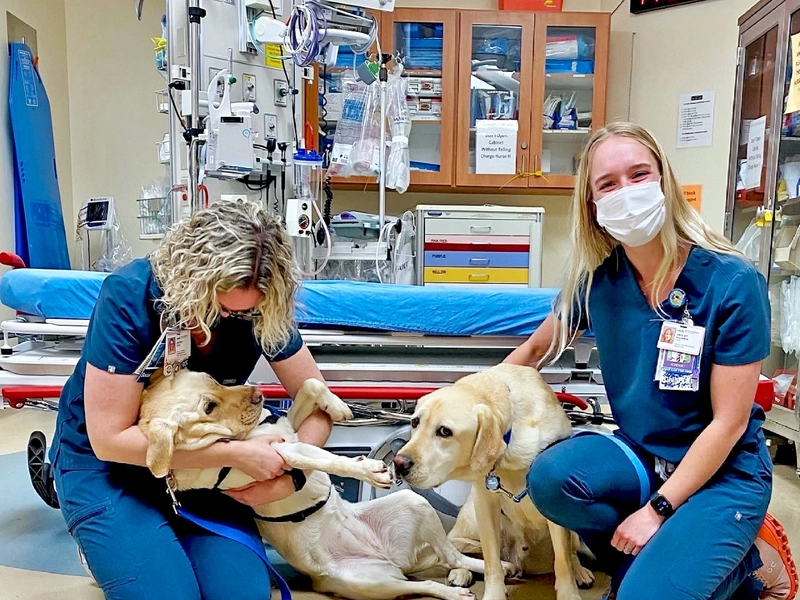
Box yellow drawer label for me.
[424,267,529,284]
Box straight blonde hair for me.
[545,122,740,366]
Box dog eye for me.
[203,401,217,415]
[436,426,452,438]
[410,417,419,429]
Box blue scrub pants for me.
[527,432,772,600]
[55,464,271,600]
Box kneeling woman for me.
[51,200,332,600]
[507,122,796,600]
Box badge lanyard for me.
[654,288,705,392]
[133,311,192,382]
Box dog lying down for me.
[138,370,517,600]
[394,364,595,600]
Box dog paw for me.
[357,458,393,489]
[453,589,475,600]
[447,568,473,588]
[501,561,522,579]
[574,564,595,589]
[555,585,583,600]
[317,391,352,423]
[479,590,507,600]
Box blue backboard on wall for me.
[631,0,708,14]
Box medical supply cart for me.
[415,204,544,287]
[726,0,800,472]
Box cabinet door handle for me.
[469,257,490,265]
[470,225,492,233]
[468,274,490,281]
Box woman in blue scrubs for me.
[50,200,332,599]
[507,123,796,600]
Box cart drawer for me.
[424,250,529,268]
[424,219,535,236]
[423,267,529,284]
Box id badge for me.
[163,329,191,377]
[655,323,704,392]
[657,322,705,355]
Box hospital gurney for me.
[0,266,607,408]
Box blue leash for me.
[176,506,292,600]
[574,430,651,506]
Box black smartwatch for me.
[649,492,675,519]
[287,469,307,492]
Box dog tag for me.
[485,474,501,492]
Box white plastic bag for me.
[734,218,761,263]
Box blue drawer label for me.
[425,251,529,268]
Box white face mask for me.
[594,180,666,247]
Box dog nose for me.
[393,454,414,477]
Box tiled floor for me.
[1,407,798,600]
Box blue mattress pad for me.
[0,269,557,337]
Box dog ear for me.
[143,417,178,478]
[469,404,506,474]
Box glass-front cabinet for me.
[728,0,800,471]
[532,12,609,190]
[456,12,534,188]
[455,11,609,189]
[304,9,610,191]
[381,9,458,186]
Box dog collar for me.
[253,486,332,523]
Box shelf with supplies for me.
[304,8,609,191]
[727,0,800,470]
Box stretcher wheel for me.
[27,431,59,509]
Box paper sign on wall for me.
[265,44,283,70]
[475,120,518,175]
[677,91,715,148]
[745,115,767,190]
[681,185,702,211]
[787,33,800,115]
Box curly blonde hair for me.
[546,122,740,366]
[149,200,298,354]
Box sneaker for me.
[754,513,798,600]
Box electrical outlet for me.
[264,114,278,137]
[274,79,289,107]
[243,74,256,102]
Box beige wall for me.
[0,1,71,320]
[603,0,754,234]
[64,0,168,260]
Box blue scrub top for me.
[51,258,303,471]
[578,246,771,471]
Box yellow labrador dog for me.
[139,369,507,600]
[393,364,594,600]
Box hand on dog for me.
[610,504,664,556]
[234,434,288,481]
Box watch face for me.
[651,494,673,516]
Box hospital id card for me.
[163,329,190,377]
[656,349,701,392]
[657,322,705,356]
